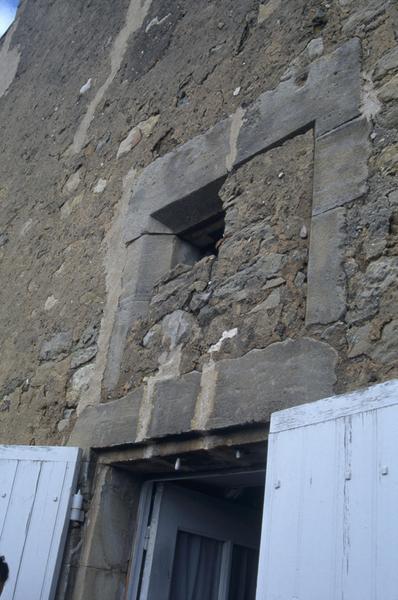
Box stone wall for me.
[0,0,397,446]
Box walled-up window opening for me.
[179,210,225,258]
[151,177,227,262]
[0,0,19,37]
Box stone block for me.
[235,38,361,165]
[69,389,141,448]
[123,118,231,243]
[103,234,198,393]
[71,566,126,600]
[148,371,201,439]
[306,208,346,325]
[207,338,337,429]
[312,117,370,216]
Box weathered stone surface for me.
[374,46,398,81]
[39,331,72,362]
[208,338,337,429]
[306,208,346,325]
[69,389,141,448]
[369,320,398,364]
[148,371,201,438]
[312,117,370,215]
[103,234,199,395]
[66,364,95,409]
[71,345,97,369]
[235,39,361,165]
[123,118,231,243]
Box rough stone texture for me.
[123,118,231,243]
[306,208,346,325]
[148,371,201,438]
[312,117,370,215]
[69,466,141,600]
[117,130,314,398]
[69,389,141,448]
[103,233,199,395]
[0,0,396,457]
[235,38,361,165]
[208,338,338,429]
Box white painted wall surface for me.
[0,446,80,600]
[256,379,398,600]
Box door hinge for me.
[70,490,85,523]
[143,525,151,551]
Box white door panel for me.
[0,445,80,600]
[256,379,398,600]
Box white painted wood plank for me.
[375,405,398,599]
[295,418,345,600]
[12,461,68,600]
[40,460,80,600]
[0,460,18,537]
[256,427,304,599]
[0,460,42,600]
[0,446,80,463]
[271,379,398,433]
[0,446,80,600]
[341,412,377,600]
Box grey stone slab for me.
[123,118,231,243]
[306,208,346,325]
[103,235,198,394]
[69,389,141,448]
[312,117,370,216]
[102,298,148,394]
[235,38,361,165]
[207,338,337,429]
[148,371,201,439]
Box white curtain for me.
[169,531,223,600]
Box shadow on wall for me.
[0,0,19,38]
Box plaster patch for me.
[145,13,171,33]
[192,358,218,430]
[208,328,238,353]
[361,72,382,119]
[70,0,153,155]
[226,107,245,172]
[79,78,92,95]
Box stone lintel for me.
[147,371,201,439]
[306,208,346,325]
[207,338,338,429]
[69,389,142,449]
[313,117,370,216]
[123,118,231,243]
[76,339,337,448]
[235,38,361,166]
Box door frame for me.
[126,467,265,600]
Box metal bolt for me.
[1,493,6,498]
[53,496,59,502]
[345,470,352,481]
[274,480,281,489]
[381,466,389,476]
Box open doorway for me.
[128,469,265,600]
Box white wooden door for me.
[0,445,81,600]
[256,379,398,600]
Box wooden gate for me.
[0,445,80,600]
